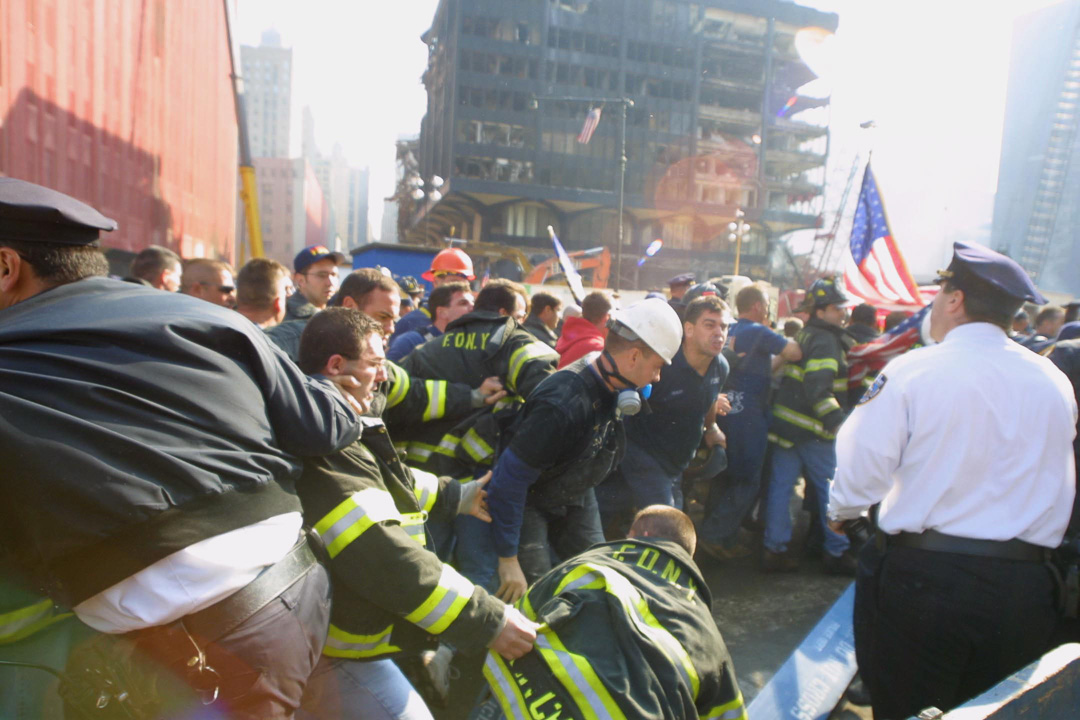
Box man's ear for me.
[341,295,357,310]
[0,247,25,293]
[323,353,347,377]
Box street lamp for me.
[531,94,634,292]
[728,209,751,276]
[408,174,444,244]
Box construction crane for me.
[223,0,264,263]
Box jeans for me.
[453,514,500,594]
[518,490,605,584]
[595,443,680,537]
[700,407,770,545]
[298,657,434,720]
[762,440,848,557]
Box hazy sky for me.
[236,0,1064,278]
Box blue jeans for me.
[454,514,500,594]
[763,440,849,557]
[519,490,605,584]
[595,442,681,534]
[701,407,770,545]
[298,656,434,720]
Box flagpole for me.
[532,94,635,293]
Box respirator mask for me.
[598,349,651,417]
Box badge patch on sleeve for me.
[857,374,887,405]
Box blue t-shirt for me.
[725,319,789,410]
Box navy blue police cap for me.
[668,273,695,287]
[0,177,116,245]
[937,241,1046,305]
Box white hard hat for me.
[611,298,682,364]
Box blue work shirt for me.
[386,324,442,362]
[724,319,789,411]
[624,347,728,476]
[389,306,431,344]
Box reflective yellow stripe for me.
[767,432,794,449]
[813,396,842,417]
[313,488,402,558]
[412,468,440,513]
[572,563,700,701]
[772,404,834,440]
[422,379,448,421]
[554,565,606,595]
[519,587,538,621]
[323,623,401,659]
[493,395,526,413]
[483,651,531,720]
[0,600,70,645]
[405,436,459,465]
[536,628,626,720]
[401,512,428,546]
[461,427,494,463]
[507,342,557,393]
[805,357,839,373]
[783,364,804,381]
[404,564,475,634]
[833,378,849,392]
[704,693,747,720]
[386,363,410,408]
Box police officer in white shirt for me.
[828,241,1078,720]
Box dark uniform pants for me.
[65,563,331,720]
[854,542,1058,720]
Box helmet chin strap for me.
[598,350,638,390]
[597,350,649,417]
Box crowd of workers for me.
[1,176,1079,720]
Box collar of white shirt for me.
[943,322,1008,345]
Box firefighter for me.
[392,248,476,342]
[487,298,683,601]
[762,276,854,574]
[480,505,745,720]
[294,308,536,720]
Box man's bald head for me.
[628,505,697,556]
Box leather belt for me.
[181,533,318,642]
[885,529,1048,563]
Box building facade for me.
[246,157,327,267]
[347,166,371,247]
[240,29,292,159]
[407,0,837,288]
[0,0,238,266]
[991,0,1080,297]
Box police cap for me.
[668,273,695,287]
[0,177,116,245]
[937,242,1046,305]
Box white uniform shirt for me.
[74,512,302,633]
[829,323,1077,548]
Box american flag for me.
[847,305,930,391]
[844,164,924,306]
[577,107,602,145]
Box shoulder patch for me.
[857,373,887,405]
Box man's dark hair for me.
[735,284,767,314]
[581,291,612,325]
[685,295,729,326]
[1035,306,1065,330]
[475,279,527,315]
[1065,304,1080,324]
[0,239,109,285]
[944,273,1023,331]
[884,311,909,332]
[850,303,878,327]
[629,505,697,556]
[529,292,561,317]
[129,245,181,281]
[783,318,803,337]
[334,268,399,307]
[181,258,233,292]
[298,307,382,375]
[428,281,470,314]
[237,258,290,309]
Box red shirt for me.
[556,316,607,369]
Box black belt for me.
[181,533,318,642]
[883,529,1048,563]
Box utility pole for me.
[728,208,750,276]
[532,94,635,292]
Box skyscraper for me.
[991,0,1080,296]
[241,29,292,159]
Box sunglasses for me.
[199,282,235,293]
